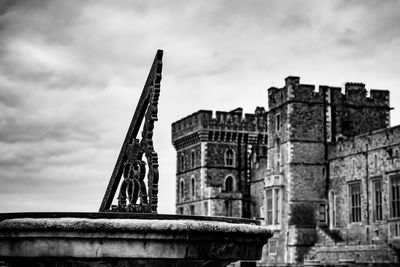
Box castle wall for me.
[328,125,400,245]
[172,76,397,266]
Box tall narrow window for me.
[266,189,273,225]
[274,188,280,225]
[275,138,281,173]
[225,149,235,166]
[373,180,383,221]
[349,183,362,223]
[191,177,195,198]
[390,175,400,219]
[319,204,327,223]
[329,191,336,228]
[266,188,281,226]
[180,180,184,200]
[181,154,185,171]
[275,113,281,131]
[225,176,234,192]
[191,151,195,169]
[374,154,378,171]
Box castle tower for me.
[264,76,391,265]
[171,108,268,218]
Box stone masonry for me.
[172,76,400,266]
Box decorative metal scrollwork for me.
[99,50,163,213]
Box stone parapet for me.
[0,212,272,267]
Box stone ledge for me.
[0,213,272,264]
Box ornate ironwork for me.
[99,50,163,213]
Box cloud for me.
[0,0,399,214]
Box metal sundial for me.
[99,50,163,213]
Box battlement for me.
[171,107,268,141]
[268,76,390,109]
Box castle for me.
[171,76,400,266]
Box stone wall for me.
[328,125,400,247]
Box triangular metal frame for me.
[99,50,163,213]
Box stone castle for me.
[171,76,400,265]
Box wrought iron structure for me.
[99,50,163,213]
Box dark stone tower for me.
[171,108,268,218]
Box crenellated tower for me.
[171,107,268,218]
[264,76,391,265]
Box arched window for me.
[225,149,235,166]
[191,151,195,168]
[181,154,185,171]
[191,177,195,198]
[180,180,184,200]
[275,138,281,173]
[225,176,234,192]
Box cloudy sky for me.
[0,0,399,214]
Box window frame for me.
[390,174,400,219]
[275,138,281,173]
[348,181,362,224]
[224,175,235,193]
[191,177,195,198]
[225,149,235,166]
[191,150,195,169]
[275,113,281,132]
[180,180,184,200]
[265,187,281,226]
[180,154,185,171]
[319,203,327,224]
[372,178,383,222]
[268,239,278,255]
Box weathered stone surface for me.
[0,213,272,267]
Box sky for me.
[0,0,399,214]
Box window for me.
[266,189,273,225]
[208,131,213,141]
[374,154,378,171]
[390,175,400,219]
[220,132,225,141]
[349,182,362,223]
[225,176,234,192]
[394,222,400,237]
[214,132,219,141]
[225,149,235,166]
[180,180,184,200]
[319,204,327,223]
[180,154,185,171]
[178,207,184,215]
[275,138,281,173]
[191,177,195,198]
[269,239,277,255]
[372,179,383,221]
[329,191,336,228]
[274,188,280,225]
[226,132,231,142]
[191,151,195,168]
[275,113,281,131]
[266,188,280,226]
